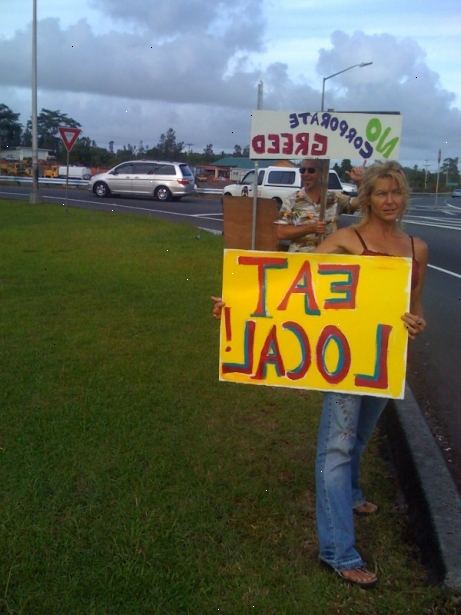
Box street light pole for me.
[29,0,39,204]
[321,62,373,111]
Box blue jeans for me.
[315,392,388,570]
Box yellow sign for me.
[219,249,412,399]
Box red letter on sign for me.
[277,261,320,316]
[316,325,351,384]
[222,320,255,375]
[355,324,391,389]
[267,133,280,154]
[283,321,311,380]
[281,132,294,155]
[311,133,328,156]
[294,133,309,156]
[318,264,360,309]
[238,255,288,317]
[251,134,265,154]
[252,324,285,380]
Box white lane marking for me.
[0,190,32,197]
[45,195,220,219]
[428,264,461,279]
[404,219,461,231]
[198,227,222,235]
[1,191,225,223]
[193,212,223,218]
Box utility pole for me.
[423,160,430,191]
[251,81,263,249]
[435,149,441,207]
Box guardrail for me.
[0,175,224,195]
[0,175,89,187]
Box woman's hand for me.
[211,296,225,319]
[402,312,426,339]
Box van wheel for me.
[155,186,172,202]
[272,197,282,208]
[94,182,110,198]
[224,192,233,197]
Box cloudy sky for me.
[1,0,460,167]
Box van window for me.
[153,164,175,175]
[132,163,154,174]
[113,163,135,175]
[267,170,298,186]
[179,164,193,177]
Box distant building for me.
[0,147,55,161]
[196,157,295,182]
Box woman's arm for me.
[313,227,356,254]
[401,237,428,339]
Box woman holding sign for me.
[212,160,427,588]
[313,160,427,587]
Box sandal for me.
[353,501,378,516]
[336,566,378,588]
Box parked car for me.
[451,188,461,198]
[88,160,195,201]
[223,167,355,205]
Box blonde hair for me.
[356,161,410,226]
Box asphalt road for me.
[401,197,461,490]
[1,184,460,489]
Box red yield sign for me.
[59,126,81,152]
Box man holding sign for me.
[213,161,428,588]
[274,159,360,252]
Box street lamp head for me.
[320,61,373,111]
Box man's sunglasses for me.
[299,167,318,174]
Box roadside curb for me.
[383,384,461,592]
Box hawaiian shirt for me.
[274,189,351,252]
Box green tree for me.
[233,144,242,157]
[440,157,460,186]
[21,125,32,147]
[69,136,115,168]
[339,158,352,179]
[155,128,184,160]
[203,144,214,160]
[0,103,22,149]
[24,108,81,153]
[116,144,137,162]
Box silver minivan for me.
[89,160,196,201]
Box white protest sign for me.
[250,111,402,161]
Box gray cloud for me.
[90,0,266,50]
[0,7,459,161]
[314,31,461,160]
[0,14,264,108]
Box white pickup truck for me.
[223,166,356,204]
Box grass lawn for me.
[0,199,457,614]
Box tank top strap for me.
[353,229,368,251]
[410,235,415,258]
